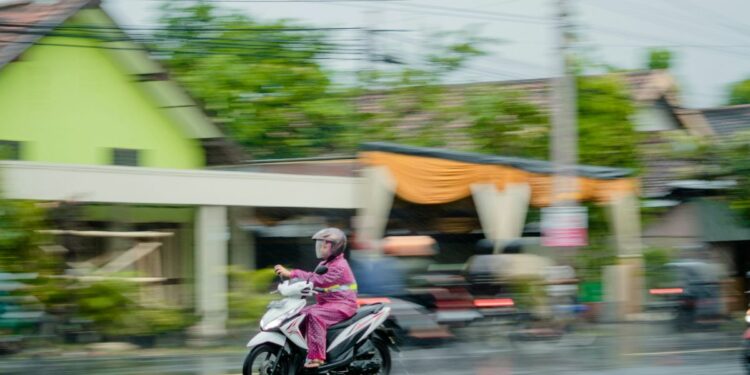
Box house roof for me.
[357,70,700,152]
[0,0,246,165]
[360,70,680,114]
[701,104,750,136]
[0,0,91,69]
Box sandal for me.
[304,359,325,368]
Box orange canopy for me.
[358,143,638,207]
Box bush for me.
[34,278,196,338]
[227,267,277,328]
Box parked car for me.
[648,260,725,331]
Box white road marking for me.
[624,347,741,357]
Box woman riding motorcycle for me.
[274,228,357,369]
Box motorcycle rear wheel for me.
[372,338,392,375]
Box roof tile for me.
[0,0,91,67]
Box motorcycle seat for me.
[329,303,385,330]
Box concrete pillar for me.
[229,207,256,270]
[194,205,228,337]
[607,193,644,319]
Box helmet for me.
[312,227,347,260]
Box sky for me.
[103,0,750,109]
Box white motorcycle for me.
[243,266,397,375]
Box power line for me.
[588,25,750,58]
[384,2,549,22]
[331,1,551,25]
[585,0,740,46]
[0,22,378,32]
[381,32,549,73]
[378,33,533,80]
[0,35,367,59]
[0,27,368,51]
[0,35,368,60]
[658,0,750,37]
[581,1,750,59]
[136,0,403,2]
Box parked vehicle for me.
[649,261,725,331]
[0,273,46,354]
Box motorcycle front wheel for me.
[243,343,290,375]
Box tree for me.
[728,78,750,105]
[154,2,357,159]
[577,75,640,169]
[355,31,489,149]
[0,191,49,274]
[466,75,640,170]
[466,91,548,159]
[666,131,750,222]
[646,48,673,70]
[156,2,640,169]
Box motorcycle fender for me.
[374,328,400,352]
[247,331,287,349]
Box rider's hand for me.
[274,265,291,278]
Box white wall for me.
[0,161,361,209]
[633,102,681,132]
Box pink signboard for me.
[541,206,588,247]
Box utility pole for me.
[544,0,585,258]
[551,0,577,208]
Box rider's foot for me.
[304,359,324,368]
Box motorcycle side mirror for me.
[314,265,329,275]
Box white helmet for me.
[312,227,347,260]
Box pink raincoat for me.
[290,254,357,361]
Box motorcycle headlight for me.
[745,309,750,324]
[262,315,285,331]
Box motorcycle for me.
[243,266,397,375]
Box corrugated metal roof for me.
[361,142,634,179]
[702,105,750,136]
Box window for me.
[0,140,20,160]
[111,148,140,166]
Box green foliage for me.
[34,279,196,336]
[508,276,546,311]
[466,75,639,170]
[575,204,617,283]
[728,78,750,105]
[155,2,357,159]
[643,247,673,290]
[719,132,750,222]
[467,91,548,159]
[156,2,640,170]
[577,75,640,169]
[665,131,750,222]
[357,31,493,149]
[227,266,277,327]
[0,196,52,274]
[646,48,673,70]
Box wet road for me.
[0,323,746,375]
